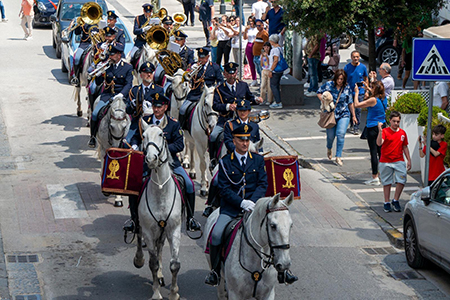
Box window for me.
[435,176,450,205]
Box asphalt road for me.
[0,0,449,299]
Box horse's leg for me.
[188,139,196,180]
[148,243,163,300]
[156,239,165,287]
[133,229,145,268]
[76,86,83,117]
[198,139,208,197]
[114,195,123,207]
[167,226,181,300]
[217,273,227,300]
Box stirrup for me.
[70,76,80,86]
[204,270,220,286]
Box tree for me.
[282,0,444,71]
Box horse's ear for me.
[270,193,281,208]
[256,137,264,150]
[282,191,294,206]
[141,118,149,132]
[166,75,174,81]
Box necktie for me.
[156,120,160,126]
[232,85,235,94]
[145,87,150,95]
[241,156,246,168]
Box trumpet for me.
[88,59,111,78]
[182,63,203,82]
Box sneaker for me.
[352,128,360,135]
[23,34,28,40]
[327,148,332,160]
[269,103,283,109]
[383,202,392,212]
[190,23,195,27]
[250,80,258,87]
[305,91,317,97]
[335,157,343,166]
[26,36,33,41]
[391,200,401,212]
[2,18,8,22]
[304,82,310,88]
[364,178,381,186]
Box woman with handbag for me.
[353,81,388,185]
[268,34,288,109]
[317,70,357,166]
[214,15,233,66]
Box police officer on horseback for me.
[173,30,195,69]
[209,62,262,168]
[89,42,133,148]
[130,3,154,63]
[125,93,202,233]
[105,10,125,47]
[179,46,223,125]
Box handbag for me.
[274,51,289,73]
[317,88,343,129]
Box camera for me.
[357,82,364,87]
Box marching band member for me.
[130,3,154,60]
[162,15,174,33]
[105,10,125,47]
[209,62,262,168]
[173,30,195,69]
[89,43,133,148]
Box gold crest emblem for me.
[147,62,150,67]
[229,63,233,68]
[200,48,203,53]
[282,168,295,189]
[241,100,245,106]
[155,93,159,100]
[244,125,248,133]
[107,159,120,180]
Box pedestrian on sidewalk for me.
[19,0,34,40]
[243,16,258,86]
[419,124,447,186]
[317,69,356,166]
[377,111,411,213]
[230,16,246,66]
[209,17,220,63]
[268,34,284,109]
[432,81,449,112]
[231,0,244,25]
[353,81,388,185]
[369,63,394,98]
[214,15,232,65]
[251,0,268,20]
[0,0,8,22]
[252,19,269,80]
[304,34,321,97]
[344,50,368,135]
[196,0,214,46]
[262,0,286,46]
[182,0,195,26]
[260,41,273,104]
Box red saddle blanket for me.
[101,148,144,196]
[205,218,243,262]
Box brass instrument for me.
[88,59,111,78]
[156,49,183,76]
[146,25,169,50]
[90,28,105,45]
[62,2,103,38]
[152,7,168,20]
[182,63,202,82]
[170,12,187,34]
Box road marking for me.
[284,134,362,141]
[47,184,88,219]
[351,186,420,193]
[309,156,370,161]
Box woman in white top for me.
[213,15,233,66]
[229,16,247,66]
[433,81,450,112]
[244,16,258,86]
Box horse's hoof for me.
[158,277,165,287]
[77,110,83,117]
[169,294,180,300]
[189,172,196,180]
[102,192,111,197]
[114,201,123,207]
[133,257,145,269]
[200,190,208,197]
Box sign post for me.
[412,38,450,185]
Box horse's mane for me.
[250,196,273,222]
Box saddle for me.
[206,216,243,262]
[179,101,197,133]
[130,48,143,70]
[97,102,111,123]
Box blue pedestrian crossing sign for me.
[413,38,450,81]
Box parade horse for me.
[94,95,131,206]
[133,123,182,300]
[204,192,294,300]
[165,69,190,119]
[182,86,218,196]
[127,44,158,85]
[73,47,94,118]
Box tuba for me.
[62,2,102,37]
[156,49,184,76]
[146,25,169,50]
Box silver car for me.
[403,169,450,273]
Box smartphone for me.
[419,135,422,143]
[357,82,364,87]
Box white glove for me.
[130,99,136,107]
[113,93,124,100]
[143,100,152,110]
[131,144,139,151]
[240,200,255,212]
[143,25,151,32]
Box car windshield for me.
[60,2,107,21]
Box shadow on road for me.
[42,114,86,132]
[42,45,58,59]
[51,68,70,85]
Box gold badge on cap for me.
[155,93,159,100]
[229,63,233,68]
[200,48,203,53]
[244,125,248,133]
[147,62,150,67]
[241,100,245,106]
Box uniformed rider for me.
[129,3,154,60]
[173,30,195,69]
[209,62,262,167]
[89,42,133,148]
[179,46,223,121]
[205,123,268,286]
[105,10,126,47]
[128,93,202,232]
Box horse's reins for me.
[239,202,290,297]
[196,94,218,137]
[144,138,169,169]
[108,107,128,145]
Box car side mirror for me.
[421,186,431,204]
[50,15,56,22]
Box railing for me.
[391,89,431,105]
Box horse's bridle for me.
[198,98,218,137]
[144,135,169,168]
[108,108,128,144]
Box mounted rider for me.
[89,42,133,148]
[173,30,195,69]
[126,93,202,233]
[105,10,125,47]
[129,3,154,66]
[210,62,262,168]
[179,46,223,127]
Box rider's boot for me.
[124,195,139,233]
[186,192,201,231]
[70,64,80,86]
[277,269,299,284]
[208,139,217,172]
[203,183,220,217]
[205,244,221,286]
[89,119,98,148]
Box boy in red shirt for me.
[419,124,448,186]
[377,111,411,212]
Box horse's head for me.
[141,120,171,169]
[166,69,189,101]
[143,44,157,65]
[253,192,294,273]
[200,86,218,131]
[108,96,130,147]
[249,137,264,153]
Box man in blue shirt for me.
[196,0,215,46]
[344,50,368,135]
[261,0,286,46]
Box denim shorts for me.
[379,161,407,185]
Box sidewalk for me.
[258,94,423,248]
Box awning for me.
[423,24,450,38]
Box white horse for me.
[94,95,131,207]
[204,192,294,300]
[133,123,182,300]
[165,69,190,119]
[183,86,218,196]
[127,44,158,85]
[73,47,94,118]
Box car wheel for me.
[378,45,399,65]
[61,58,68,73]
[404,219,427,269]
[339,33,353,49]
[32,19,36,28]
[56,42,61,59]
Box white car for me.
[403,169,450,273]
